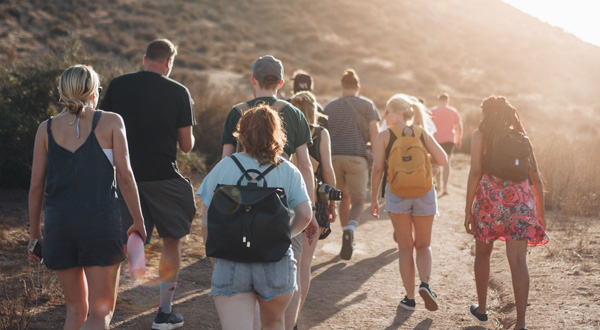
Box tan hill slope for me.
[2,0,600,108]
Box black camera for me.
[318,183,343,201]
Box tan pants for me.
[332,155,368,199]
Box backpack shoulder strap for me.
[234,102,251,116]
[386,127,401,158]
[412,126,426,145]
[229,155,251,181]
[271,99,289,112]
[230,155,280,187]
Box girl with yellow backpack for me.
[370,94,448,311]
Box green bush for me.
[0,63,62,188]
[0,40,106,188]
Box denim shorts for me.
[210,246,297,301]
[384,186,437,216]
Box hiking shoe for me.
[468,304,488,324]
[399,296,416,311]
[418,283,439,311]
[340,229,354,260]
[152,307,184,330]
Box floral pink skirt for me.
[472,174,548,246]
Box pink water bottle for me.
[127,231,146,279]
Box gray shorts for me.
[210,246,297,301]
[384,185,437,216]
[119,175,196,243]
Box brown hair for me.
[257,75,280,90]
[145,39,178,61]
[234,104,287,165]
[58,64,100,116]
[438,93,449,102]
[341,68,359,89]
[290,91,327,126]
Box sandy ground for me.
[24,155,600,329]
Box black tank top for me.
[45,111,118,209]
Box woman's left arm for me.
[529,151,545,229]
[28,122,48,261]
[423,131,448,167]
[319,129,337,221]
[201,204,215,266]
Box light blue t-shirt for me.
[196,153,310,210]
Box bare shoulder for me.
[472,129,483,140]
[99,111,125,127]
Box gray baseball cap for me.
[251,55,284,82]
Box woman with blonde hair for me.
[464,96,548,330]
[370,94,447,311]
[288,91,337,327]
[197,104,314,330]
[28,64,146,329]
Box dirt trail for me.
[27,155,600,329]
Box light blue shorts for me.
[384,186,437,216]
[210,246,297,301]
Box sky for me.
[502,0,600,47]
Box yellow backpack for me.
[386,126,432,198]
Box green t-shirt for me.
[221,97,313,156]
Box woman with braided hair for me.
[464,96,548,330]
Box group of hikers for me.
[27,39,548,330]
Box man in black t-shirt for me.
[100,39,195,330]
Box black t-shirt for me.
[100,71,195,181]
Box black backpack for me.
[487,130,531,182]
[206,155,291,263]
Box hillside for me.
[2,0,600,104]
[2,0,600,172]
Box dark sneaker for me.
[152,307,184,330]
[399,296,416,311]
[418,282,438,311]
[469,304,489,324]
[340,229,354,260]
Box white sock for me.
[159,281,177,313]
[343,220,358,232]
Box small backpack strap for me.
[234,102,251,116]
[382,127,400,198]
[230,155,252,182]
[231,155,279,187]
[270,99,288,112]
[91,110,103,131]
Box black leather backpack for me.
[206,155,291,263]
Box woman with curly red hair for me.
[464,96,548,330]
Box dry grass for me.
[536,134,600,218]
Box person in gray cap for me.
[219,55,319,329]
[290,70,327,128]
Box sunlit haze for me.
[503,0,600,47]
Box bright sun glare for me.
[503,0,600,47]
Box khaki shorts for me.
[332,155,368,199]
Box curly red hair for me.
[234,104,287,165]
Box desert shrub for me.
[536,134,600,218]
[0,64,62,188]
[0,39,120,189]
